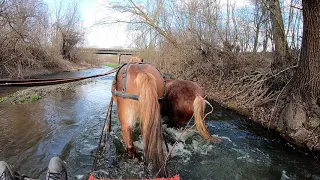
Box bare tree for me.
[252,0,268,53]
[268,0,293,72]
[51,0,84,60]
[0,0,50,78]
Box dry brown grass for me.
[138,40,282,121]
[141,40,272,83]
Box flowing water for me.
[0,67,319,180]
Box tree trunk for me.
[262,21,269,52]
[292,0,320,107]
[274,0,320,151]
[268,0,293,72]
[253,0,267,53]
[253,25,260,53]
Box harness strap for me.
[112,62,167,101]
[112,90,139,100]
[112,63,127,87]
[112,90,166,102]
[121,63,132,92]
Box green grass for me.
[17,97,26,103]
[226,102,234,108]
[241,108,251,117]
[30,94,41,101]
[104,63,120,68]
[0,97,7,103]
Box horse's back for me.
[167,80,204,102]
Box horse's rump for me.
[163,79,211,139]
[162,80,204,121]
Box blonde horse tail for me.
[193,96,211,140]
[135,72,164,168]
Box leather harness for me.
[112,62,167,101]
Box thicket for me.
[107,0,301,108]
[0,0,84,78]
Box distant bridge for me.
[95,48,138,55]
[81,48,139,63]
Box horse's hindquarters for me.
[112,63,165,170]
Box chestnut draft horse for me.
[124,57,212,141]
[111,61,166,170]
[162,78,212,140]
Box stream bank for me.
[201,79,320,154]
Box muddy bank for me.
[0,63,120,103]
[0,80,92,104]
[0,52,128,80]
[26,61,97,79]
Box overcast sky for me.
[45,0,253,48]
[80,0,133,48]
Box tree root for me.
[223,71,272,109]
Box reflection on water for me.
[0,101,49,175]
[0,67,319,179]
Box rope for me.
[104,98,113,156]
[0,67,119,86]
[155,99,214,177]
[92,98,113,172]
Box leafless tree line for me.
[106,0,302,75]
[0,0,84,78]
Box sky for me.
[44,0,133,48]
[80,0,133,48]
[45,0,252,49]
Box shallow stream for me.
[0,67,319,180]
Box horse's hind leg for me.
[118,102,137,158]
[121,124,135,158]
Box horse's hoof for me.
[210,137,222,144]
[126,147,135,159]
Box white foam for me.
[214,135,232,143]
[281,170,290,180]
[167,142,191,162]
[76,175,84,180]
[236,153,250,160]
[190,140,214,155]
[233,147,272,166]
[133,137,144,151]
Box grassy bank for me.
[104,62,120,68]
